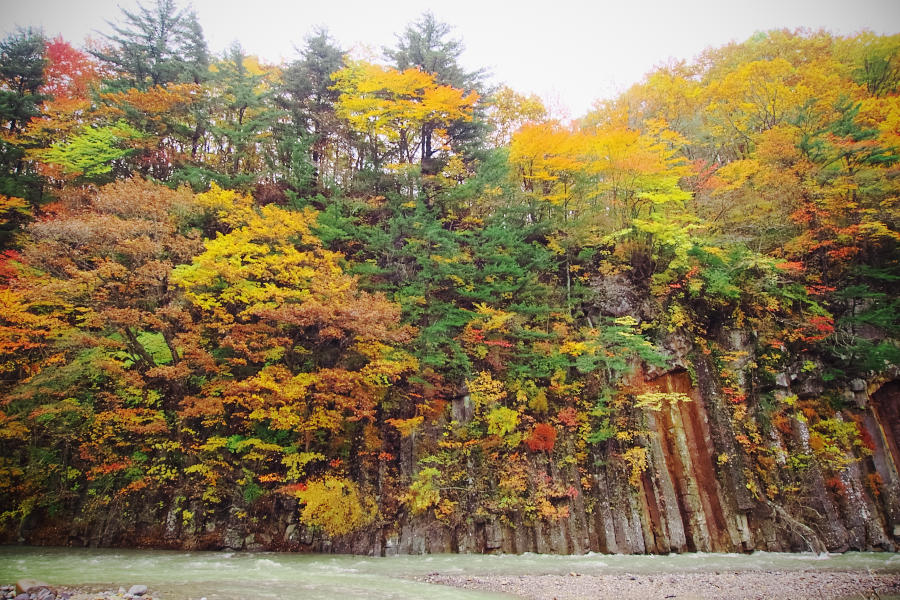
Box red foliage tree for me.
[42,37,100,100]
[525,423,557,452]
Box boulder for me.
[127,585,148,596]
[775,372,790,388]
[14,580,50,595]
[590,273,641,318]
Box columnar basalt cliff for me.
[350,366,898,555]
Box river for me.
[1,547,898,599]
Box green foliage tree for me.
[385,12,483,90]
[277,29,345,193]
[42,121,143,182]
[0,28,46,205]
[205,44,280,182]
[92,0,209,90]
[0,28,46,133]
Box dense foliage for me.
[0,4,897,546]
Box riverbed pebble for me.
[417,570,900,600]
[2,585,157,600]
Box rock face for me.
[344,370,897,556]
[325,364,897,555]
[136,370,893,556]
[13,373,899,557]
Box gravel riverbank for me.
[416,570,900,600]
[2,583,162,600]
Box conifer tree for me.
[278,29,344,193]
[92,0,209,90]
[0,28,46,205]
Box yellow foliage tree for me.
[298,476,377,536]
[332,61,478,167]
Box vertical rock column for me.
[869,381,900,545]
[643,370,745,553]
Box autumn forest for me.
[0,1,899,554]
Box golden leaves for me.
[298,476,377,537]
[333,61,478,163]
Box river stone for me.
[34,589,54,600]
[14,580,49,595]
[128,584,148,596]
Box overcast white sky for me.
[4,0,900,116]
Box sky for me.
[3,0,900,116]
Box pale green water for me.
[1,547,898,599]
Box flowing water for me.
[1,546,898,599]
